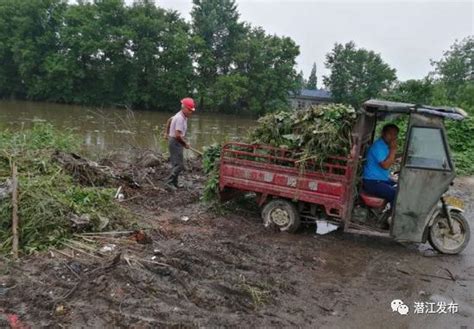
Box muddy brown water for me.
[0,100,256,157]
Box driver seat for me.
[360,192,387,209]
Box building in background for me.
[289,89,332,110]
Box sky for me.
[126,0,473,85]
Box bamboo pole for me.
[11,163,19,259]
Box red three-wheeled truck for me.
[218,100,470,254]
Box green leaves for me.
[249,103,356,160]
[432,36,473,101]
[191,1,300,114]
[201,143,222,202]
[446,117,474,175]
[383,78,434,105]
[323,41,397,108]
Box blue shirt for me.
[363,138,390,181]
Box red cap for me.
[181,98,195,111]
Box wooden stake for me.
[11,163,19,259]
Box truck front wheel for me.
[428,211,470,254]
[261,199,301,233]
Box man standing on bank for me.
[164,97,196,191]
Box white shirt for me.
[168,111,187,138]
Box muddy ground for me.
[0,157,473,329]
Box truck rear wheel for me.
[428,211,470,255]
[262,199,300,233]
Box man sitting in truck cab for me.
[362,124,399,206]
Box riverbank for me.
[1,146,473,328]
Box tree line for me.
[323,37,473,111]
[0,0,471,119]
[0,0,301,114]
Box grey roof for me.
[363,99,468,120]
[292,89,332,100]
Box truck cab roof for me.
[362,99,468,120]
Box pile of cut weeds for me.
[0,124,133,254]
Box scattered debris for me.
[68,214,91,229]
[99,244,116,253]
[53,150,116,186]
[0,179,12,200]
[315,220,339,235]
[130,230,151,244]
[114,186,123,199]
[136,150,163,168]
[55,305,66,316]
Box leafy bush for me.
[201,143,222,202]
[446,116,474,176]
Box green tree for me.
[126,1,193,109]
[431,36,473,101]
[234,27,301,114]
[0,0,24,98]
[297,70,306,92]
[191,0,246,110]
[57,0,131,105]
[0,0,67,100]
[191,0,300,114]
[384,78,434,104]
[323,41,397,107]
[306,63,317,90]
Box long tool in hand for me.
[189,146,203,156]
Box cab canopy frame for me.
[347,99,468,243]
[361,99,468,121]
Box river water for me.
[0,100,256,157]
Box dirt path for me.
[1,170,473,328]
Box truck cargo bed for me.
[219,142,354,218]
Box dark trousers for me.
[166,137,184,186]
[363,179,397,204]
